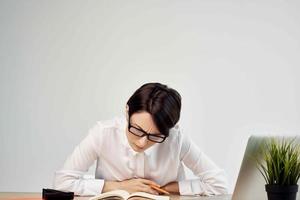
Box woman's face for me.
[126,111,161,153]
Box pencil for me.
[150,184,170,195]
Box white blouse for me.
[53,116,228,196]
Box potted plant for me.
[257,138,300,200]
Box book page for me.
[128,192,169,200]
[89,190,130,200]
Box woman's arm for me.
[53,122,104,196]
[103,179,160,195]
[177,130,229,196]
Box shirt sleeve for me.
[177,129,229,196]
[53,122,105,196]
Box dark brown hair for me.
[126,82,181,137]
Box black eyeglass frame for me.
[127,122,167,143]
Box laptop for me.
[232,136,300,200]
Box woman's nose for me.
[137,136,148,146]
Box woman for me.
[53,82,228,196]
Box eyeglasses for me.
[128,123,167,143]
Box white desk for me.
[0,192,232,200]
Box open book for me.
[89,190,170,200]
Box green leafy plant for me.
[258,138,300,185]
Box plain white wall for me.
[1,0,300,193]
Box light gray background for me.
[0,0,300,193]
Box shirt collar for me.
[144,143,157,156]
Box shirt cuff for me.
[82,179,104,196]
[178,180,193,195]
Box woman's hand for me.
[161,181,179,194]
[103,178,160,195]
